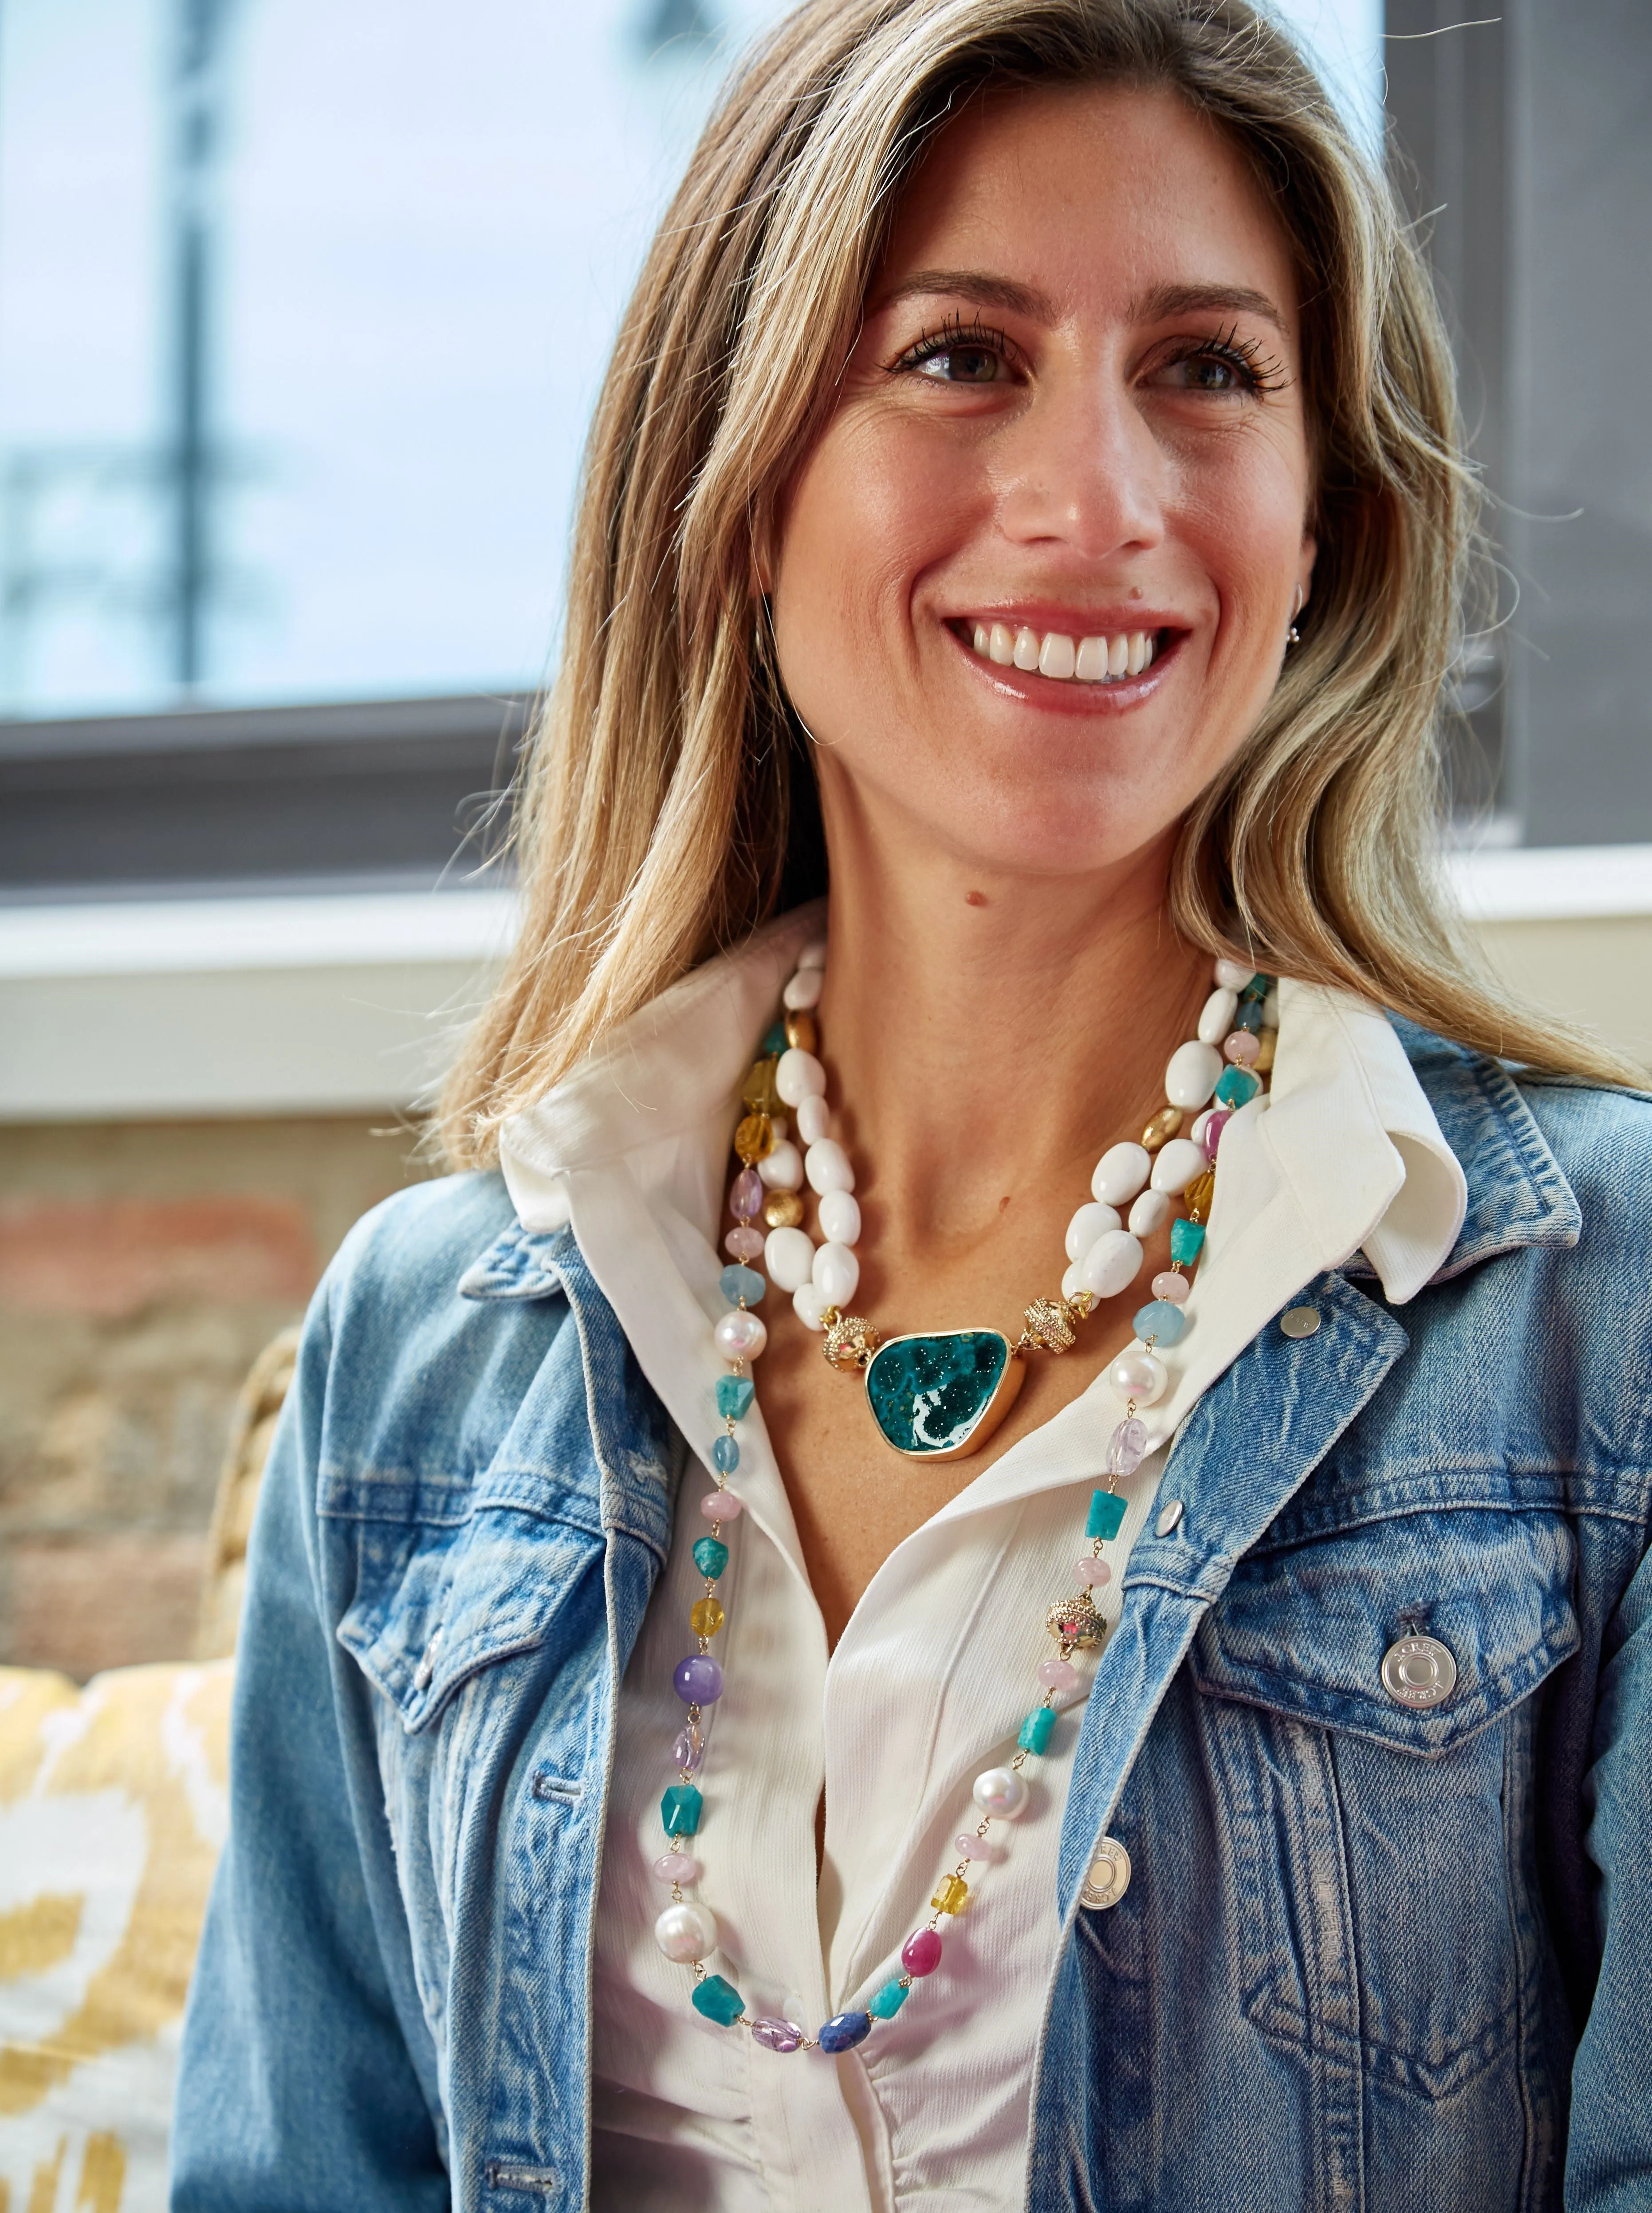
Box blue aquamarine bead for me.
[720,1263,766,1308]
[868,1979,909,2020]
[1132,1298,1188,1347]
[673,1654,724,1705]
[1169,1217,1207,1265]
[1018,1706,1055,1754]
[692,1974,745,2026]
[712,1434,740,1475]
[1235,996,1266,1033]
[716,1375,755,1421]
[693,1536,729,1580]
[762,1020,788,1056]
[1087,1488,1127,1541]
[661,1783,704,1836]
[1214,1065,1261,1108]
[818,2010,873,2053]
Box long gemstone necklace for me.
[649,949,1278,2056]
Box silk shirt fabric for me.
[495,906,1468,2212]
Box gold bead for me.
[742,1057,781,1113]
[822,1312,880,1371]
[734,1112,775,1164]
[763,1191,803,1229]
[1184,1167,1216,1220]
[784,1009,817,1054]
[1022,1296,1078,1354]
[1254,1028,1276,1073]
[930,1873,969,1915]
[690,1596,725,1638]
[1045,1592,1102,1647]
[1141,1106,1183,1151]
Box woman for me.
[172,1,1652,2207]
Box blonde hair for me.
[441,0,1631,1164]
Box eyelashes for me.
[891,314,1021,378]
[1161,321,1290,396]
[889,313,1290,396]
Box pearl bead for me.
[818,1188,860,1245]
[1109,1348,1168,1403]
[1164,1039,1223,1109]
[714,1309,767,1361]
[1213,957,1257,991]
[1196,987,1238,1045]
[758,1139,803,1191]
[775,1047,826,1105]
[763,1226,816,1294]
[972,1766,1029,1820]
[1065,1200,1121,1263]
[1091,1141,1151,1207]
[654,1851,702,1883]
[797,937,827,970]
[1076,1555,1113,1586]
[804,1139,854,1195]
[1223,1029,1260,1066]
[1079,1228,1144,1299]
[699,1489,742,1520]
[1127,1188,1169,1236]
[1149,1136,1208,1194]
[724,1225,765,1261]
[1038,1657,1080,1694]
[654,1900,717,1963]
[795,1093,830,1144]
[783,967,822,1010]
[812,1241,859,1306]
[793,1282,831,1329]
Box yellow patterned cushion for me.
[0,1659,232,2211]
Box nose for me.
[994,369,1165,560]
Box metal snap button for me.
[1080,1836,1132,1910]
[1380,1633,1458,1708]
[1280,1305,1321,1339]
[1155,1498,1184,1537]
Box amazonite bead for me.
[1019,1707,1055,1753]
[1170,1217,1207,1264]
[869,1979,910,2020]
[692,1974,746,2026]
[716,1375,754,1420]
[693,1536,729,1579]
[1215,1065,1261,1108]
[661,1784,704,1836]
[1087,1487,1127,1540]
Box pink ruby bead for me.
[955,1832,1003,1863]
[699,1489,743,1521]
[731,1167,765,1217]
[1076,1556,1113,1587]
[1150,1271,1189,1304]
[1038,1656,1081,1695]
[1200,1109,1231,1159]
[724,1224,765,1261]
[653,1851,702,1883]
[1223,1030,1260,1066]
[901,1928,943,1977]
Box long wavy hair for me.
[440,0,1630,1163]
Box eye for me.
[1146,328,1288,399]
[914,344,1006,384]
[893,317,1021,386]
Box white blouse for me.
[499,909,1468,2213]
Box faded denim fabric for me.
[171,1028,1652,2212]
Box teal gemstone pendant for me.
[863,1329,1026,1460]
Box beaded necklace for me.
[651,949,1277,2056]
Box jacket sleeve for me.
[1568,1532,1652,2211]
[169,1277,449,2211]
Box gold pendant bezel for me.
[861,1329,1026,1462]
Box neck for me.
[814,793,1209,1263]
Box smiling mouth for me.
[952,617,1173,684]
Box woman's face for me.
[768,81,1318,881]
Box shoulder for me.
[327,1166,522,1303]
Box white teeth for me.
[970,622,1158,684]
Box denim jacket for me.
[171,1026,1652,2212]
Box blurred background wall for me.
[0,0,1647,1677]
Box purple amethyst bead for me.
[1106,1416,1149,1478]
[671,1722,703,1774]
[751,2016,806,2053]
[731,1167,765,1218]
[673,1653,724,1705]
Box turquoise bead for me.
[693,1536,729,1580]
[720,1263,765,1307]
[868,1978,909,2020]
[1132,1298,1188,1347]
[661,1784,704,1836]
[692,1974,745,2027]
[761,1021,788,1056]
[1214,1065,1261,1108]
[1087,1489,1127,1541]
[716,1375,755,1421]
[712,1434,739,1475]
[1019,1706,1055,1754]
[1170,1217,1206,1265]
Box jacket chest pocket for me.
[1190,1502,1577,2100]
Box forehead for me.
[873,80,1300,330]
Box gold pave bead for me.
[763,1191,804,1229]
[690,1597,725,1638]
[784,1009,818,1054]
[1141,1106,1183,1151]
[1184,1167,1216,1220]
[742,1058,781,1114]
[734,1112,775,1164]
[822,1312,880,1372]
[1046,1592,1102,1647]
[1022,1297,1079,1354]
[930,1873,969,1915]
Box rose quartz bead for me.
[731,1167,765,1217]
[901,1928,943,1977]
[1200,1109,1231,1160]
[1150,1271,1190,1304]
[1223,1029,1260,1066]
[699,1489,743,1521]
[1076,1556,1113,1586]
[653,1851,702,1883]
[954,1833,1004,1863]
[1038,1656,1081,1694]
[724,1225,765,1261]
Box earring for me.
[1286,584,1304,648]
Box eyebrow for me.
[873,268,1290,337]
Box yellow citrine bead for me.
[763,1190,804,1229]
[1184,1167,1216,1220]
[784,1009,818,1054]
[930,1873,969,1915]
[1255,1028,1276,1073]
[690,1597,725,1638]
[1141,1106,1183,1151]
[734,1112,775,1164]
[742,1057,781,1113]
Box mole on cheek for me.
[965,890,988,908]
